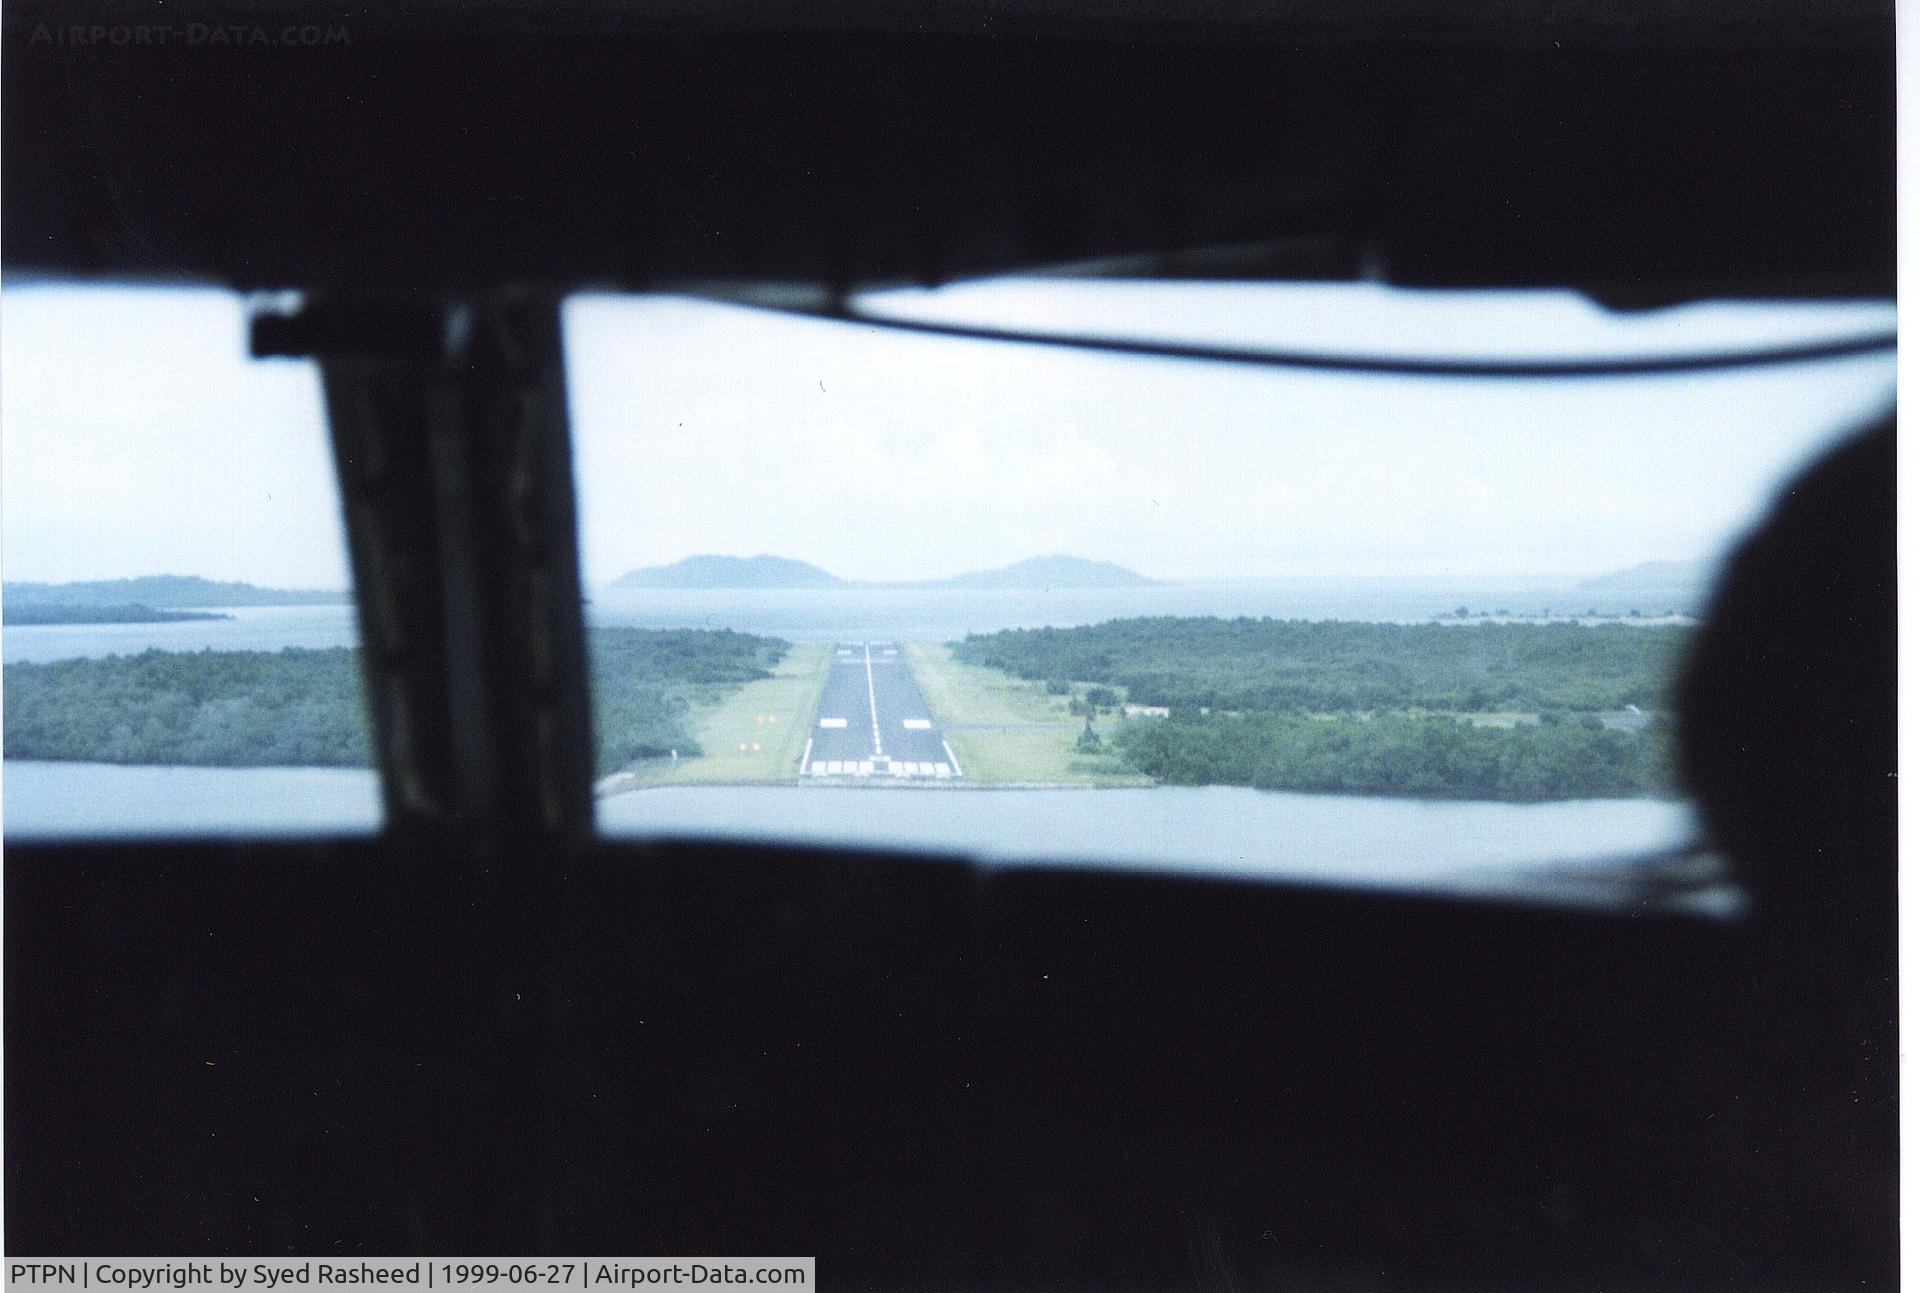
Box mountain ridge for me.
[610,553,1157,590]
[1574,560,1713,593]
[611,555,843,590]
[933,554,1157,590]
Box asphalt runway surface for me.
[802,641,962,780]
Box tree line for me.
[588,628,786,770]
[957,617,1688,800]
[4,628,788,777]
[1112,709,1671,800]
[954,617,1688,714]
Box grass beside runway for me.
[901,641,1066,726]
[599,642,832,789]
[901,643,1151,786]
[941,727,1150,785]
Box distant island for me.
[613,555,844,590]
[1575,560,1713,595]
[6,575,349,610]
[933,555,1157,590]
[611,553,1157,591]
[4,603,232,627]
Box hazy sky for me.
[2,281,1895,589]
[4,287,345,589]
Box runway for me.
[801,641,962,781]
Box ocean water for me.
[598,783,1703,906]
[4,602,363,664]
[5,761,383,837]
[587,577,1698,642]
[2,577,1697,664]
[4,761,1702,909]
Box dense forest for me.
[1112,710,1671,800]
[5,646,372,766]
[4,628,788,776]
[954,618,1688,714]
[958,617,1687,799]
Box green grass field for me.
[902,640,1070,725]
[600,642,832,789]
[902,642,1150,786]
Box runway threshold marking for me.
[902,718,932,730]
[818,718,848,729]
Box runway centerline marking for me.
[864,641,883,756]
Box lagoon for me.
[5,761,1705,909]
